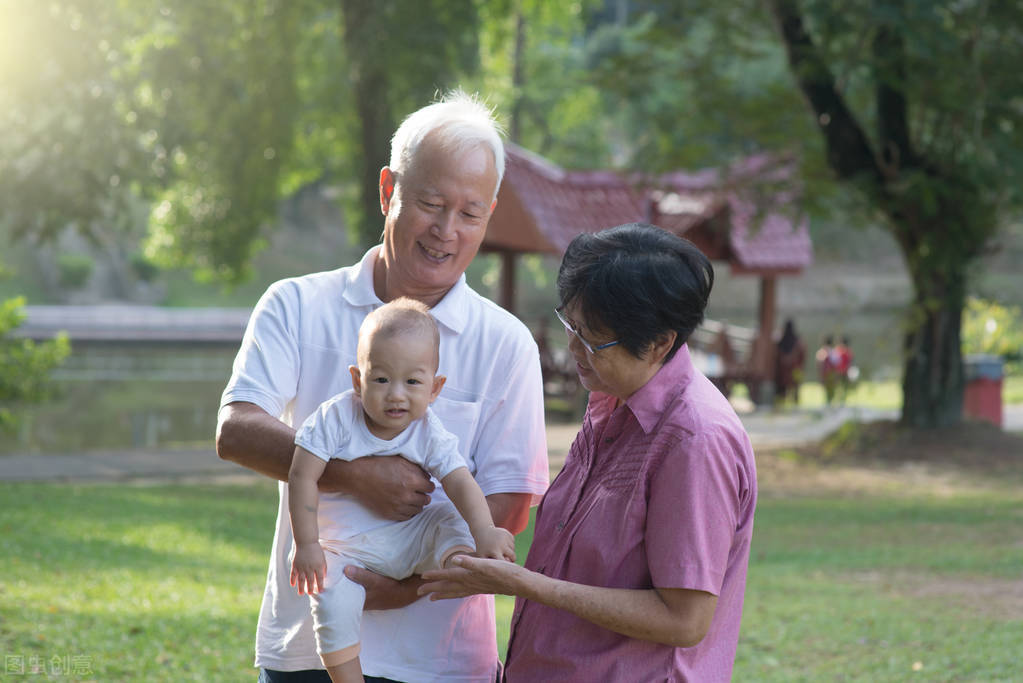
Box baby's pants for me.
[309,501,475,665]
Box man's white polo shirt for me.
[221,246,549,682]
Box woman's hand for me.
[418,555,529,601]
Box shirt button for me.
[604,437,614,443]
[556,521,565,530]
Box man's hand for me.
[321,455,435,521]
[344,565,424,610]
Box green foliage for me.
[962,297,1023,371]
[132,0,304,283]
[0,1,154,245]
[585,2,818,172]
[56,251,94,290]
[0,297,70,431]
[129,250,159,283]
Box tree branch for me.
[766,0,882,184]
[873,19,916,177]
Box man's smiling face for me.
[378,132,498,303]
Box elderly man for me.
[216,91,549,683]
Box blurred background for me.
[1,0,1021,453]
[3,3,1023,680]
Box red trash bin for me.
[963,354,1003,427]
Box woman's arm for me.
[419,556,718,648]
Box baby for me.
[287,297,515,683]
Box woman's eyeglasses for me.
[554,307,620,354]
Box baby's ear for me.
[430,375,446,402]
[349,365,362,396]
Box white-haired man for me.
[217,91,549,683]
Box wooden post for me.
[500,251,517,314]
[754,275,777,404]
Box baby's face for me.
[352,331,443,440]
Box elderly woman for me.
[420,223,757,681]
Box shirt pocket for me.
[431,395,483,473]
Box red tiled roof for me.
[486,144,812,274]
[486,143,646,254]
[653,154,813,274]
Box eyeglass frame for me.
[554,307,620,354]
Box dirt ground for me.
[757,419,1023,497]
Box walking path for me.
[1,404,1020,483]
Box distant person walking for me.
[833,336,855,403]
[816,335,838,405]
[773,319,806,407]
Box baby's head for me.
[350,297,445,440]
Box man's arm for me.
[216,401,434,519]
[216,402,296,481]
[486,492,532,535]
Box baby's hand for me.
[290,542,327,595]
[474,526,516,563]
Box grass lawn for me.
[3,461,1022,681]
[776,373,1023,411]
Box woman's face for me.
[559,302,666,401]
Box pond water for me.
[0,307,909,455]
[0,344,236,454]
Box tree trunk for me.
[897,237,968,427]
[351,82,393,247]
[340,0,396,247]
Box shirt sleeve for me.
[645,427,744,595]
[468,330,549,503]
[220,281,301,420]
[293,395,350,462]
[421,414,468,481]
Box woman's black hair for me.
[557,223,714,362]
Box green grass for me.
[1005,374,1023,404]
[0,481,280,681]
[788,374,1023,411]
[3,479,1021,681]
[794,380,902,410]
[738,491,1023,681]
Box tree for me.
[765,0,1023,427]
[582,0,1023,428]
[0,295,70,431]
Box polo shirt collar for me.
[624,344,696,434]
[341,246,470,335]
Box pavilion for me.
[482,142,813,400]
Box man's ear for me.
[379,167,396,215]
[430,375,447,402]
[349,365,362,397]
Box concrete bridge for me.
[14,305,251,344]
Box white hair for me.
[389,89,505,200]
